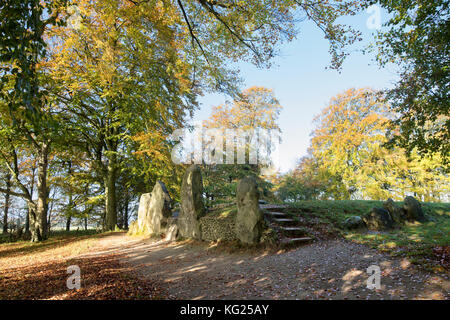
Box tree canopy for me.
[0,0,365,239]
[0,0,447,241]
[369,0,449,163]
[280,88,449,202]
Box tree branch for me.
[177,0,211,65]
[0,187,28,198]
[196,0,260,60]
[0,149,33,202]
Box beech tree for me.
[368,0,449,162]
[202,87,282,202]
[0,0,65,241]
[307,88,448,201]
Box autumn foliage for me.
[279,88,449,202]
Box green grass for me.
[289,199,449,225]
[205,204,237,219]
[287,200,450,271]
[345,207,449,270]
[0,229,101,244]
[0,229,103,246]
[288,200,384,226]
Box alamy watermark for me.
[170,124,281,175]
[67,265,81,290]
[366,265,381,290]
[67,5,82,30]
[366,4,381,30]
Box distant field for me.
[0,229,101,244]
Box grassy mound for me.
[287,200,450,271]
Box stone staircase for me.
[262,204,313,247]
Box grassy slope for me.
[288,200,450,271]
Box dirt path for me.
[86,233,449,300]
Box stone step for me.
[260,204,288,210]
[281,237,313,246]
[273,218,297,226]
[264,211,287,218]
[279,226,308,237]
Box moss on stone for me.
[127,220,151,237]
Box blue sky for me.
[193,7,398,173]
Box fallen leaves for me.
[0,253,165,300]
[432,246,450,269]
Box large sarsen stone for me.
[235,177,264,244]
[134,181,172,236]
[403,196,426,222]
[178,165,205,239]
[363,207,394,231]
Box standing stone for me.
[342,216,366,230]
[383,198,405,224]
[136,193,152,234]
[135,181,172,236]
[165,222,179,242]
[235,177,264,244]
[178,165,205,239]
[363,207,394,231]
[128,220,138,235]
[403,196,426,222]
[147,181,172,235]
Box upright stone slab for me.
[383,198,405,224]
[147,181,172,235]
[342,216,366,230]
[235,177,264,244]
[363,207,394,231]
[165,223,179,242]
[135,181,172,235]
[137,193,152,234]
[178,165,205,239]
[403,196,426,222]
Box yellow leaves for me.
[201,87,281,173]
[308,87,449,201]
[132,130,171,163]
[204,86,282,132]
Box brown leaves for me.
[0,253,165,300]
[432,246,450,270]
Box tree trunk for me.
[25,210,30,233]
[47,188,55,234]
[84,217,87,231]
[28,204,38,241]
[66,216,71,231]
[47,210,51,234]
[25,165,36,234]
[2,173,11,233]
[124,194,129,230]
[104,158,117,231]
[66,161,73,232]
[30,143,49,242]
[117,207,123,229]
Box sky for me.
[192,7,399,173]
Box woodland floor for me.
[1,232,449,300]
[73,233,450,300]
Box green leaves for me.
[369,0,449,162]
